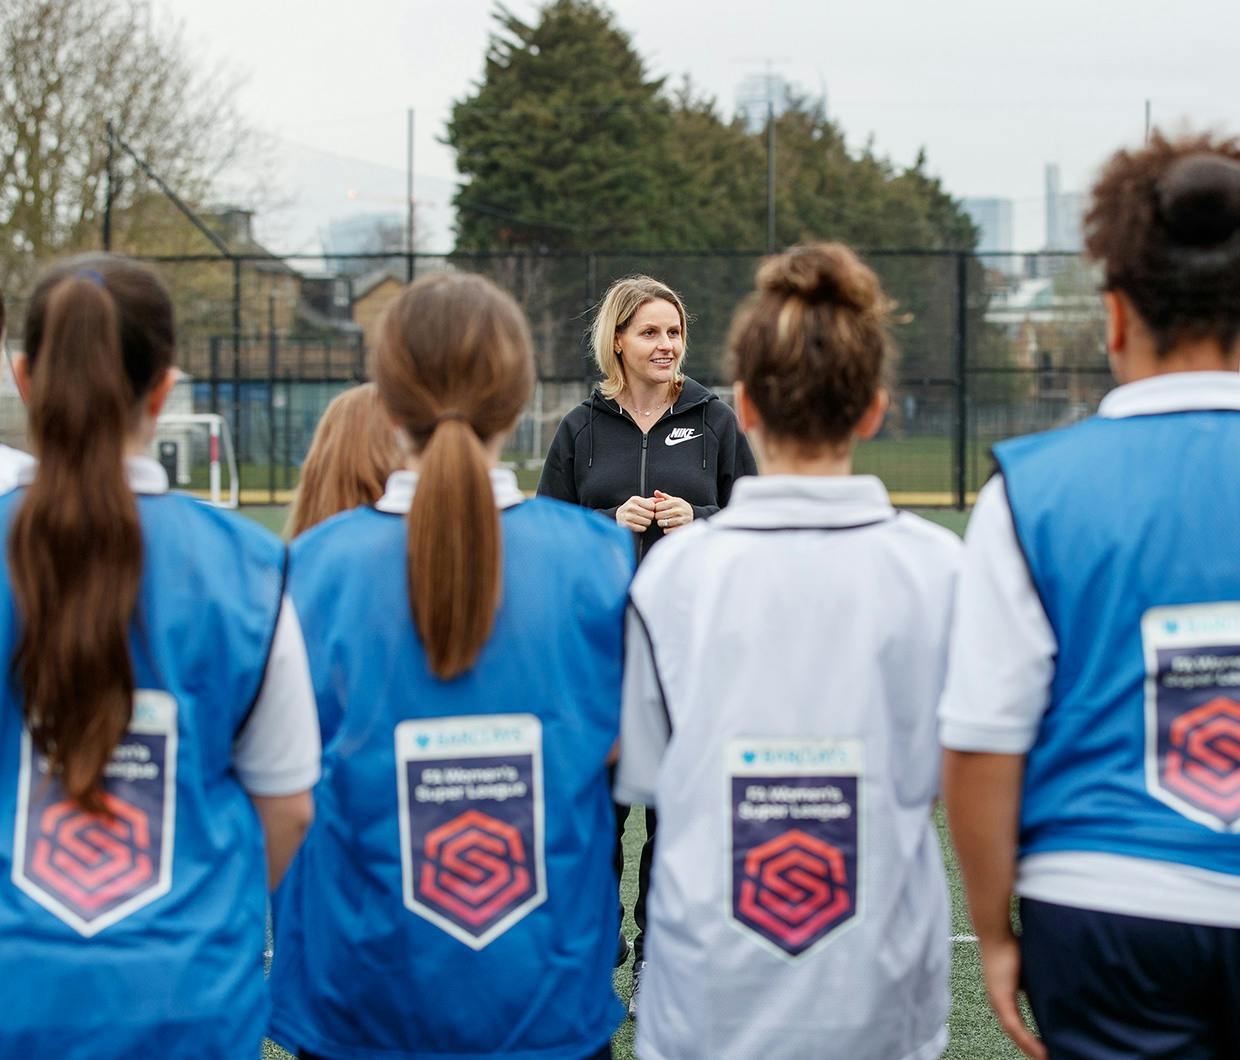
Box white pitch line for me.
[950,933,978,943]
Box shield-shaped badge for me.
[395,714,546,950]
[1142,605,1240,832]
[12,691,178,936]
[727,739,861,959]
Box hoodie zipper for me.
[639,431,649,498]
[637,431,650,562]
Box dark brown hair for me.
[1086,131,1240,356]
[286,382,407,538]
[373,272,534,679]
[16,255,174,811]
[727,242,893,446]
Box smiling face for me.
[616,298,685,392]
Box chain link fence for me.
[0,250,1110,507]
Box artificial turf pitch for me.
[248,504,1018,1060]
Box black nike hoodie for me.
[537,376,757,560]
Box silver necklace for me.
[628,395,668,417]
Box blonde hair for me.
[591,275,688,400]
[286,383,406,537]
[374,273,534,680]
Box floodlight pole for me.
[406,107,416,282]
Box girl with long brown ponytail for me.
[269,271,635,1060]
[0,254,319,1057]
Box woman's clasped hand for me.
[617,490,692,533]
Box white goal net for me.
[151,413,239,509]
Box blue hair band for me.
[75,267,106,287]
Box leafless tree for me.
[0,0,251,294]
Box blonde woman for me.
[286,383,406,537]
[539,275,754,561]
[538,274,755,1015]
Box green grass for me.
[260,811,1017,1060]
[231,433,999,508]
[242,503,1025,1060]
[242,505,289,535]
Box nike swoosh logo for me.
[665,433,701,446]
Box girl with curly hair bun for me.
[943,131,1240,1060]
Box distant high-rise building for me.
[735,72,793,134]
[962,197,1017,274]
[1044,164,1085,252]
[321,212,405,275]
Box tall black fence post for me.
[232,258,243,495]
[283,369,293,491]
[766,102,776,254]
[267,293,277,504]
[954,252,969,511]
[208,336,220,416]
[585,253,597,378]
[103,122,115,251]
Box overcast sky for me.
[160,0,1240,253]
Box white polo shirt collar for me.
[375,467,524,515]
[1098,371,1240,419]
[709,473,896,531]
[16,455,170,495]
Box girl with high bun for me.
[942,132,1240,1060]
[268,272,633,1060]
[0,255,319,1055]
[615,243,960,1060]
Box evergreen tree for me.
[447,1,989,385]
[447,1,671,252]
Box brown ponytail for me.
[373,273,534,680]
[14,257,174,811]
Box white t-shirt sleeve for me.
[0,445,35,495]
[233,595,321,796]
[614,605,671,807]
[938,476,1058,754]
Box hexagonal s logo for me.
[12,691,178,936]
[1143,606,1240,833]
[1153,696,1240,830]
[736,830,854,956]
[728,739,862,959]
[396,715,546,949]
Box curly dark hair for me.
[1086,130,1240,355]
